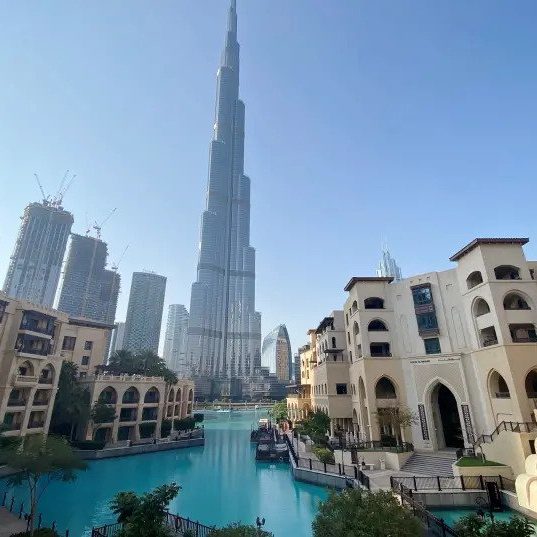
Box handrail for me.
[391,474,516,493]
[473,420,537,447]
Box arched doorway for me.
[431,383,463,449]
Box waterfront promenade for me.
[0,508,26,537]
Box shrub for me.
[71,440,106,450]
[139,423,156,439]
[312,446,335,464]
[208,523,273,536]
[313,489,422,537]
[161,419,172,437]
[193,413,204,423]
[174,417,196,431]
[454,513,534,537]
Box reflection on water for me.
[4,410,327,537]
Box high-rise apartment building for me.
[187,0,261,396]
[109,321,125,357]
[57,234,120,326]
[376,245,402,281]
[163,305,189,376]
[123,272,166,354]
[3,201,73,307]
[261,324,292,383]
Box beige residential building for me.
[0,292,112,437]
[78,374,194,443]
[289,237,537,482]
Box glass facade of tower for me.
[163,304,189,376]
[187,0,261,383]
[3,201,73,306]
[261,324,292,383]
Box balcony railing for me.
[482,338,498,347]
[494,392,511,399]
[38,377,53,385]
[512,336,537,343]
[12,374,38,385]
[2,422,22,431]
[28,421,45,429]
[7,399,26,407]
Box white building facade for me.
[163,305,189,376]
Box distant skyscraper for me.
[163,305,189,376]
[293,353,301,384]
[123,272,166,354]
[261,325,292,383]
[109,321,126,357]
[57,234,120,325]
[376,245,402,281]
[3,201,73,306]
[187,0,261,387]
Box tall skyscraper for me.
[109,321,126,357]
[123,272,166,354]
[163,305,189,376]
[261,324,292,383]
[187,0,261,389]
[376,245,402,281]
[57,234,120,326]
[3,201,73,306]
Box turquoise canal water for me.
[3,411,328,537]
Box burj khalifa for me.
[187,0,261,397]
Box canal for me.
[4,411,328,536]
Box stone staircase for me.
[401,451,457,476]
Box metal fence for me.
[474,420,537,447]
[398,485,459,537]
[391,474,516,493]
[285,434,370,489]
[336,440,414,453]
[92,513,215,537]
[1,490,70,536]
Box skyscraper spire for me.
[187,0,261,399]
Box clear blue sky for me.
[1,0,536,354]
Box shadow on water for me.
[3,411,327,537]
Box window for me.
[416,313,438,331]
[0,300,7,323]
[62,336,76,351]
[424,338,441,355]
[347,332,350,344]
[345,313,348,325]
[81,355,90,366]
[368,319,388,331]
[336,383,348,395]
[331,337,336,348]
[466,271,483,289]
[364,297,384,309]
[494,265,520,280]
[412,287,432,306]
[84,341,93,351]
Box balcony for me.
[20,312,55,337]
[510,324,537,344]
[7,398,27,408]
[370,343,391,358]
[15,335,52,358]
[12,374,38,386]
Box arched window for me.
[122,386,140,404]
[38,364,54,385]
[368,319,388,331]
[467,271,484,289]
[168,389,175,402]
[375,377,397,399]
[188,389,194,401]
[176,388,182,402]
[525,371,537,398]
[494,265,521,280]
[98,386,117,405]
[364,297,384,309]
[351,300,358,313]
[353,322,359,336]
[504,292,531,310]
[489,371,510,399]
[18,361,34,377]
[473,298,491,317]
[144,387,160,404]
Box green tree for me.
[454,514,534,537]
[108,350,178,385]
[4,434,87,535]
[374,406,417,445]
[300,410,330,445]
[268,400,288,423]
[208,523,273,537]
[111,483,180,537]
[49,362,90,440]
[90,400,117,440]
[312,489,421,537]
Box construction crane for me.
[52,170,76,207]
[111,244,129,271]
[92,207,117,239]
[33,173,49,204]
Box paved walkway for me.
[0,508,26,537]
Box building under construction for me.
[3,201,74,307]
[57,233,120,327]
